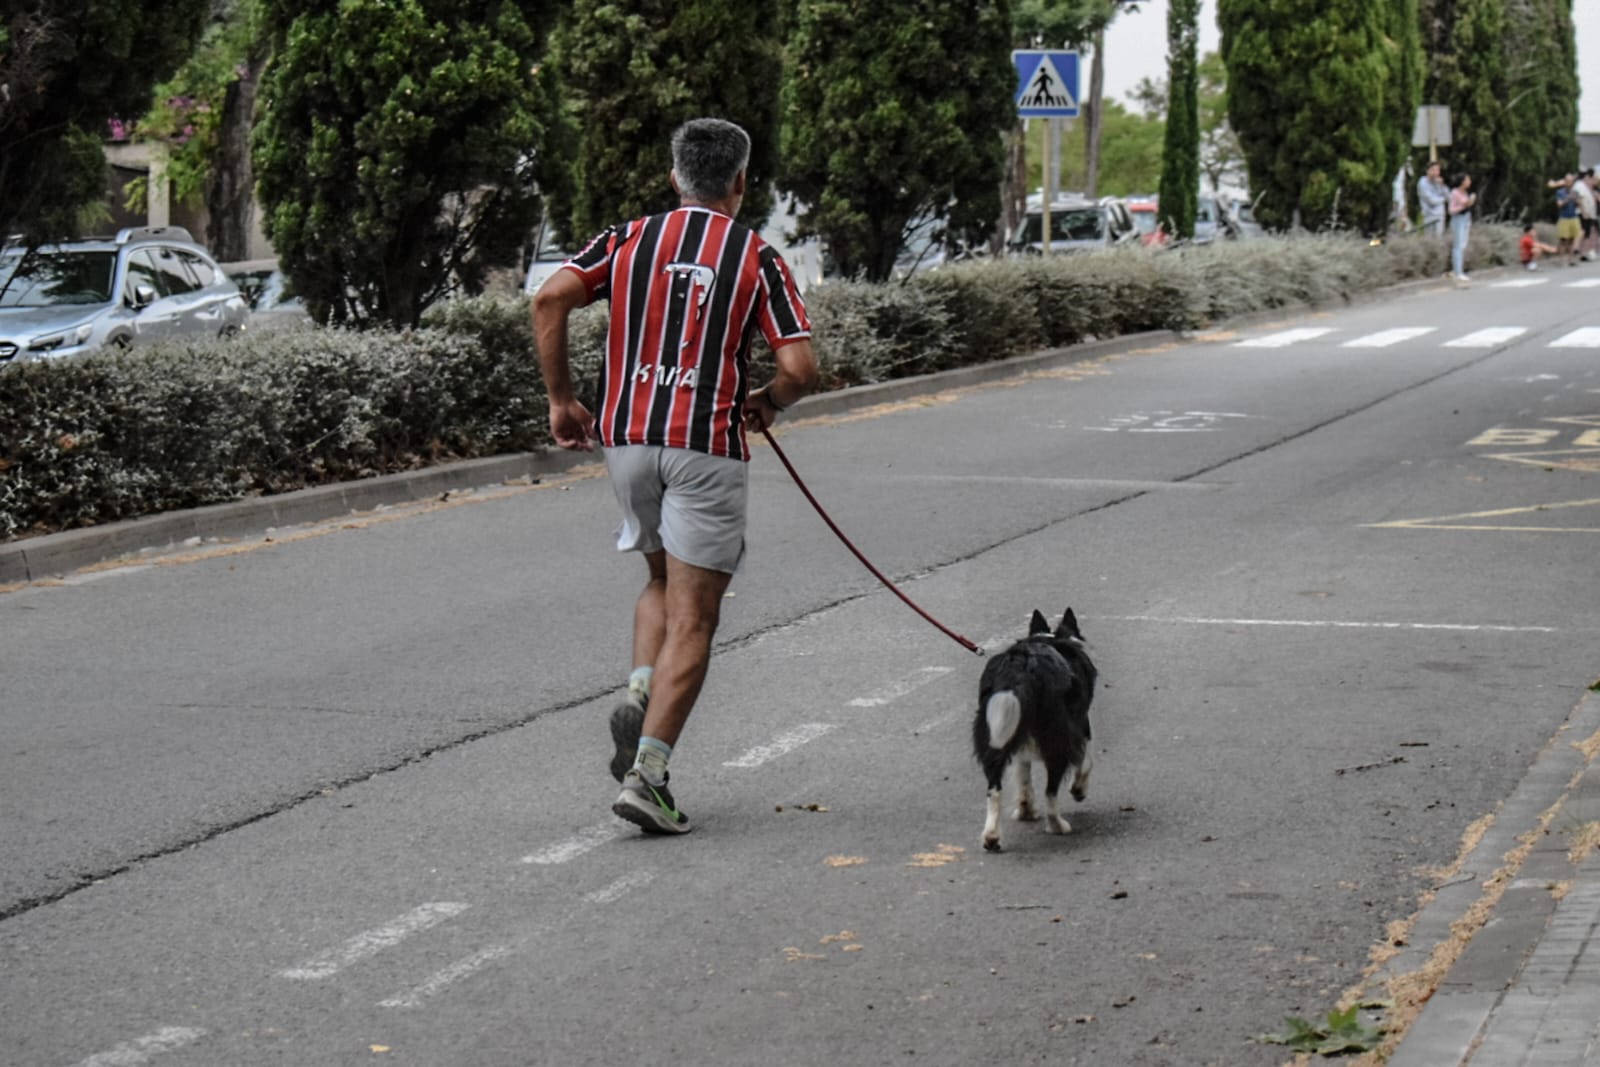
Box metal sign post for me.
[1014,50,1081,257]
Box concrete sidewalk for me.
[1384,689,1600,1066]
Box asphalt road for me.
[3,267,1599,1066]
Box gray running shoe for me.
[608,698,645,783]
[613,770,691,834]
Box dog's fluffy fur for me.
[973,608,1097,852]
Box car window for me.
[151,246,200,294]
[125,250,166,301]
[0,250,117,308]
[175,250,216,288]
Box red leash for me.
[760,427,984,656]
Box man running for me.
[532,118,820,835]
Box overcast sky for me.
[1099,1,1598,133]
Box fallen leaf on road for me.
[783,946,826,962]
[820,931,857,945]
[824,855,867,867]
[908,844,965,868]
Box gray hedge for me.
[0,228,1516,540]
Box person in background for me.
[1574,169,1598,262]
[1550,174,1582,267]
[1447,173,1476,282]
[1416,160,1448,237]
[1520,223,1557,271]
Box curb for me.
[0,329,1165,585]
[1383,688,1600,1065]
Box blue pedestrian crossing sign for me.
[1013,50,1080,118]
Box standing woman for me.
[1449,174,1477,282]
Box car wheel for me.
[108,334,132,350]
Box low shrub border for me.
[0,227,1518,544]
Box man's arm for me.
[532,269,596,451]
[745,338,821,433]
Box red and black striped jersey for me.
[560,206,812,461]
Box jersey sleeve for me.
[560,224,624,303]
[754,244,812,349]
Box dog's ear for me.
[1029,609,1050,635]
[1056,608,1081,638]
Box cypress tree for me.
[1495,0,1578,221]
[1417,0,1507,215]
[1218,0,1420,233]
[552,0,783,238]
[781,0,1015,282]
[1156,0,1200,239]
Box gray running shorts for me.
[603,446,748,574]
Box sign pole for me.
[1041,119,1053,256]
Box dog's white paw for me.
[1070,786,1088,803]
[982,832,1003,852]
[1043,814,1071,835]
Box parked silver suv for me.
[0,227,249,364]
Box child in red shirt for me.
[1521,224,1557,270]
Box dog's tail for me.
[984,691,1021,748]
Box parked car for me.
[0,227,249,364]
[221,258,309,330]
[1008,194,1139,254]
[1125,196,1169,247]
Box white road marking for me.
[1099,614,1556,634]
[73,1028,206,1067]
[1443,327,1527,348]
[520,822,626,866]
[378,944,515,1009]
[1235,327,1336,348]
[1491,278,1547,288]
[1565,277,1600,288]
[583,870,657,905]
[378,870,658,1009]
[1341,327,1437,348]
[277,902,470,980]
[724,723,836,768]
[1549,327,1600,348]
[848,666,953,706]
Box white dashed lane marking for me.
[1549,327,1600,348]
[1491,278,1547,288]
[1099,614,1557,634]
[277,902,470,980]
[1443,327,1529,348]
[72,1027,207,1067]
[723,723,836,768]
[848,666,953,706]
[1341,327,1437,348]
[520,822,626,866]
[1565,277,1600,288]
[1235,327,1337,348]
[378,944,515,1009]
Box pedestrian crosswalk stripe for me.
[1565,278,1600,288]
[1549,327,1600,348]
[1235,327,1337,348]
[1341,327,1437,348]
[1443,327,1528,348]
[1491,278,1547,288]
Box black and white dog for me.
[973,608,1097,852]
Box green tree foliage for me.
[0,0,209,241]
[253,0,567,328]
[552,0,783,240]
[1156,0,1200,237]
[782,0,1016,282]
[1050,101,1164,194]
[1497,0,1579,221]
[1218,0,1422,232]
[1417,0,1506,213]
